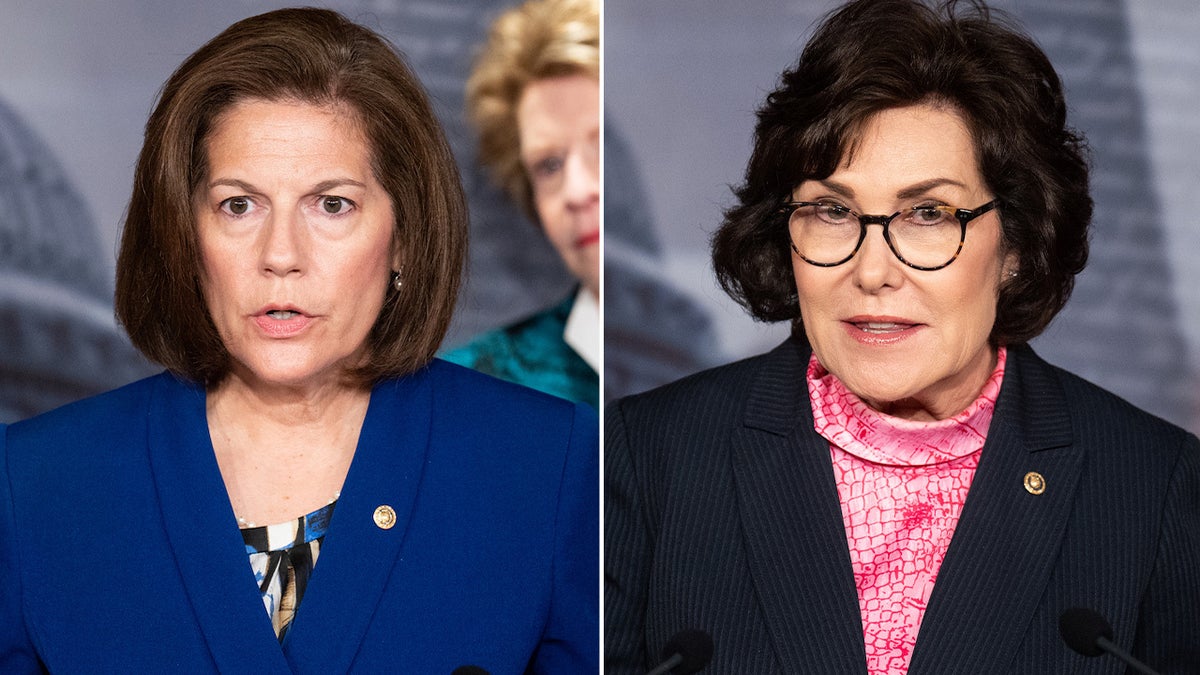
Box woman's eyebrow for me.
[205,177,258,192]
[895,178,968,201]
[204,177,367,193]
[807,177,967,202]
[310,178,367,194]
[811,179,855,199]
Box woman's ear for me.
[1001,251,1019,282]
[390,241,404,285]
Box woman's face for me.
[195,98,396,392]
[791,103,1013,421]
[516,73,600,298]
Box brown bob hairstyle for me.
[115,7,467,385]
[712,0,1091,346]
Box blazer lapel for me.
[731,339,868,674]
[146,374,291,673]
[281,368,434,674]
[908,345,1082,674]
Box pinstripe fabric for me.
[604,336,1200,674]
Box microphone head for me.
[660,629,714,674]
[1059,607,1114,657]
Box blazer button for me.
[1023,471,1046,495]
[373,505,397,529]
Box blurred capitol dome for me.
[0,98,153,422]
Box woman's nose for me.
[851,224,903,292]
[562,146,599,210]
[260,211,305,276]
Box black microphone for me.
[646,629,714,675]
[450,666,489,675]
[1059,607,1161,675]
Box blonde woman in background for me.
[443,0,600,409]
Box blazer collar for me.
[909,343,1081,673]
[732,337,869,672]
[995,343,1074,452]
[740,336,812,437]
[147,369,435,674]
[146,374,292,673]
[280,368,433,672]
[732,339,1080,673]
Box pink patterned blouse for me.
[807,347,1007,675]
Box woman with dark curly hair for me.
[605,0,1199,673]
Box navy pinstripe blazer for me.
[605,337,1200,673]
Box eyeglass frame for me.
[780,199,999,271]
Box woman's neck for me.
[206,375,371,527]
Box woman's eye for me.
[531,156,564,180]
[816,203,853,223]
[220,197,252,216]
[911,206,949,225]
[320,196,352,214]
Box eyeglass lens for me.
[788,203,967,269]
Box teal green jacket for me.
[442,294,599,409]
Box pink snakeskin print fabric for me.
[808,347,1007,674]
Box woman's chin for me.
[851,387,917,416]
[224,359,350,395]
[832,370,934,419]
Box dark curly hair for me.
[711,0,1091,346]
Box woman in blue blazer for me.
[605,1,1199,672]
[0,8,597,673]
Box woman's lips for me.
[576,230,600,248]
[253,308,313,338]
[842,317,922,345]
[855,321,913,333]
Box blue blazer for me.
[1,360,598,673]
[605,338,1200,673]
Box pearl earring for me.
[391,270,403,290]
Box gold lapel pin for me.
[373,505,397,529]
[1023,471,1046,495]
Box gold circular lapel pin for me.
[373,505,397,529]
[1023,471,1046,495]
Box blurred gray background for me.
[4,0,1198,431]
[0,0,573,422]
[605,0,1200,434]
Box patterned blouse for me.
[240,499,337,641]
[808,347,1007,675]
